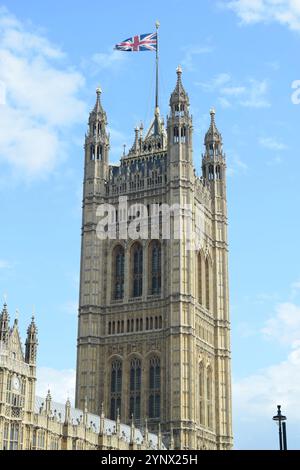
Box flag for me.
[115,32,157,52]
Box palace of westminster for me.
[0,66,233,450]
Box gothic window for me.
[205,258,210,310]
[181,126,186,143]
[110,360,122,420]
[129,358,141,421]
[209,165,214,180]
[9,423,19,450]
[132,243,143,297]
[206,367,213,430]
[198,253,202,305]
[96,145,103,160]
[216,165,221,180]
[113,246,125,300]
[199,363,204,425]
[150,241,161,295]
[90,145,95,160]
[149,356,160,419]
[173,127,179,144]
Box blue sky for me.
[1,0,300,449]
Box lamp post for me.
[272,405,287,450]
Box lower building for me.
[0,303,165,450]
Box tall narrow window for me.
[150,241,161,295]
[149,357,160,419]
[199,363,204,425]
[132,243,143,297]
[205,258,210,310]
[198,253,202,305]
[114,246,125,300]
[110,360,122,420]
[207,367,213,430]
[129,358,141,421]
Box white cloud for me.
[36,367,76,405]
[0,7,86,180]
[225,0,300,32]
[259,136,288,150]
[240,79,271,108]
[198,74,270,108]
[90,49,127,73]
[0,259,12,269]
[181,44,214,71]
[234,299,300,446]
[262,302,300,347]
[233,344,300,420]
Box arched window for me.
[181,126,187,143]
[113,246,125,300]
[110,360,122,420]
[149,356,160,419]
[129,358,141,421]
[132,243,143,297]
[199,363,204,425]
[173,127,179,143]
[198,253,202,305]
[206,367,213,429]
[205,258,210,310]
[150,241,161,295]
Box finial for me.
[15,309,19,323]
[155,20,160,30]
[210,107,216,117]
[3,293,7,305]
[176,65,182,76]
[96,86,102,96]
[123,143,126,156]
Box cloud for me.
[0,259,12,269]
[181,44,214,71]
[240,79,271,108]
[234,298,300,448]
[225,0,300,32]
[36,367,76,405]
[262,302,300,347]
[259,136,288,150]
[91,49,127,72]
[198,73,271,108]
[0,7,86,180]
[233,344,300,421]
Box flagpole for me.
[155,20,160,110]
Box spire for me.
[144,417,149,446]
[116,408,121,435]
[202,108,225,182]
[45,389,52,415]
[204,108,222,147]
[170,425,174,450]
[65,397,71,424]
[157,423,162,449]
[25,315,38,364]
[99,402,105,435]
[83,396,88,426]
[86,87,109,165]
[130,414,135,444]
[170,65,189,109]
[0,302,10,343]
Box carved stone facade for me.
[75,67,233,450]
[0,304,164,450]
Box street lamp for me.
[272,405,287,450]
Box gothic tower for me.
[75,68,233,450]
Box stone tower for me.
[75,68,233,450]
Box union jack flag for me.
[115,32,157,52]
